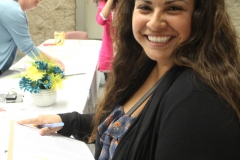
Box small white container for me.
[31,89,57,107]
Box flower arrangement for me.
[19,56,65,93]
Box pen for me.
[38,122,64,128]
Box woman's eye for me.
[138,5,151,11]
[168,6,182,11]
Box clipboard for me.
[7,121,94,160]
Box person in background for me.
[95,0,117,81]
[0,0,64,75]
[18,0,240,159]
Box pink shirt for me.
[96,0,114,71]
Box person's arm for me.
[99,0,113,20]
[57,112,94,143]
[2,5,64,70]
[38,50,65,70]
[96,0,113,26]
[17,112,94,143]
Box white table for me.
[1,39,102,113]
[38,39,102,113]
[0,39,102,159]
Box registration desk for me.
[0,39,102,159]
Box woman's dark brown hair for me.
[89,0,240,142]
[174,0,240,118]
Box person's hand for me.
[53,58,65,71]
[17,115,63,136]
[38,50,65,71]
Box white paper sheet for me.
[61,59,86,76]
[9,122,94,160]
[0,118,9,160]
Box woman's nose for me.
[146,12,168,32]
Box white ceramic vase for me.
[31,89,57,107]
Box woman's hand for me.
[17,115,63,136]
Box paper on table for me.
[0,118,9,160]
[38,46,74,58]
[38,44,93,76]
[8,121,94,160]
[61,58,86,76]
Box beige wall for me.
[17,0,76,57]
[27,0,76,46]
[227,0,240,37]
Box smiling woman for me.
[17,0,240,159]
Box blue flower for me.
[19,77,31,92]
[52,66,65,77]
[35,61,48,71]
[40,75,52,89]
[19,56,65,93]
[19,77,41,93]
[29,81,41,93]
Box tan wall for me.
[17,0,76,57]
[27,0,76,46]
[226,0,240,37]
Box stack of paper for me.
[8,121,94,160]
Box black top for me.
[58,67,240,160]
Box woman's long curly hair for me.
[89,0,240,142]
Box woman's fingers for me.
[17,115,63,135]
[18,115,62,125]
[17,117,42,125]
[39,126,62,136]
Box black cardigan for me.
[58,67,240,159]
